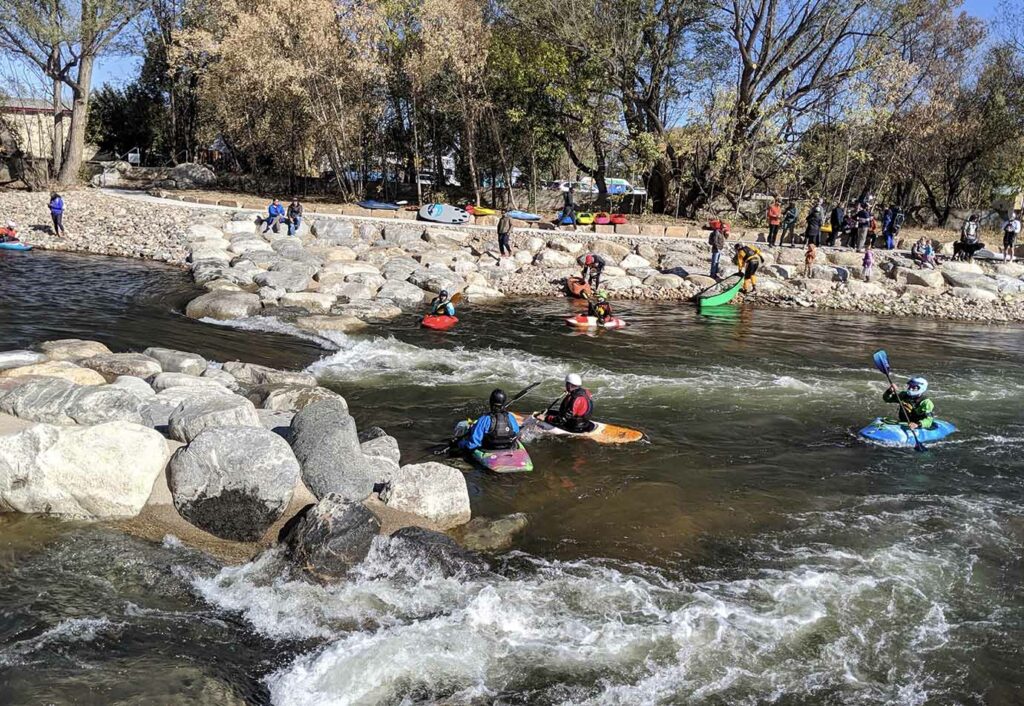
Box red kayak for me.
[609,214,628,225]
[421,314,459,331]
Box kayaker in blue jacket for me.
[428,290,456,316]
[263,199,286,233]
[48,192,65,237]
[458,389,521,451]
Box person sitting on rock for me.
[734,243,763,293]
[544,373,595,433]
[263,199,286,233]
[911,238,936,269]
[883,377,935,430]
[457,388,520,452]
[0,220,19,243]
[955,215,983,261]
[577,253,607,289]
[587,290,613,323]
[286,197,303,236]
[429,289,456,317]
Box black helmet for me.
[489,388,507,410]
[439,289,449,298]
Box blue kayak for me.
[506,210,541,222]
[357,200,399,210]
[858,417,957,446]
[0,241,31,251]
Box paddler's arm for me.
[457,416,490,450]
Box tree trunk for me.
[57,55,94,186]
[50,77,64,178]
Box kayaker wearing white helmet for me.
[882,376,935,429]
[544,373,595,433]
[0,220,18,243]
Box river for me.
[1,251,1022,704]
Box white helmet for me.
[906,377,927,397]
[5,220,15,229]
[565,373,582,388]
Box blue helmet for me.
[906,377,927,397]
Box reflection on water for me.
[1,251,1024,703]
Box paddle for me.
[429,381,540,455]
[872,349,926,452]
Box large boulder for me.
[280,494,381,582]
[903,269,945,288]
[168,394,261,443]
[942,270,1000,293]
[452,513,529,553]
[170,162,216,188]
[168,426,300,541]
[221,362,317,387]
[620,254,651,270]
[378,462,471,529]
[65,385,146,425]
[376,280,429,308]
[151,372,230,393]
[358,426,401,465]
[38,339,111,362]
[0,351,47,371]
[407,268,465,293]
[0,422,167,518]
[0,360,106,386]
[109,375,156,399]
[259,385,346,413]
[140,386,235,429]
[253,269,312,293]
[0,377,82,423]
[278,292,337,313]
[386,527,488,577]
[80,353,163,382]
[143,347,208,376]
[590,240,630,263]
[289,399,378,500]
[295,315,368,334]
[533,249,575,268]
[950,286,998,302]
[312,219,355,244]
[185,291,262,320]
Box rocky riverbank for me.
[0,341,525,569]
[5,188,1024,322]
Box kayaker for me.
[428,289,456,317]
[457,389,521,451]
[587,290,613,323]
[544,373,594,433]
[577,253,607,289]
[734,243,763,293]
[0,220,19,243]
[883,377,935,430]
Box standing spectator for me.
[562,184,576,223]
[48,192,65,237]
[805,198,824,246]
[263,198,285,234]
[708,219,727,279]
[286,197,303,236]
[955,214,983,261]
[867,210,879,249]
[829,201,845,247]
[1002,211,1020,262]
[889,204,905,249]
[842,205,858,247]
[781,202,798,246]
[862,243,875,281]
[804,242,817,277]
[497,212,513,257]
[766,198,782,246]
[855,202,871,251]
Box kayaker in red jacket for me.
[0,220,20,243]
[544,373,595,433]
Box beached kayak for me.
[468,206,498,216]
[453,420,534,473]
[576,212,595,225]
[513,413,644,444]
[421,314,459,331]
[858,417,957,447]
[506,210,541,222]
[594,212,611,225]
[565,315,626,329]
[357,200,399,210]
[0,241,32,251]
[696,273,743,307]
[565,276,592,299]
[610,214,628,225]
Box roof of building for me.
[0,97,72,113]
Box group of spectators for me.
[784,198,905,252]
[262,197,304,235]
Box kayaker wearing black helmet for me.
[457,389,521,451]
[428,289,456,317]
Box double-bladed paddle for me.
[429,381,541,455]
[872,349,926,452]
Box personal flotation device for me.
[558,388,594,432]
[483,412,518,450]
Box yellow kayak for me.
[512,413,644,444]
[470,206,498,216]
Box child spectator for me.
[862,244,874,281]
[804,242,816,277]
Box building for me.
[0,97,71,160]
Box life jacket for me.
[483,412,517,450]
[559,387,593,432]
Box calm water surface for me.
[1,250,1023,704]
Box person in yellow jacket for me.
[733,243,763,293]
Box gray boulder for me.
[378,462,471,529]
[0,350,47,371]
[359,427,401,465]
[942,270,1000,293]
[80,353,163,382]
[289,399,378,500]
[280,494,381,582]
[65,385,146,425]
[312,219,355,244]
[170,162,216,188]
[0,377,82,424]
[258,385,346,413]
[152,372,229,393]
[143,347,208,376]
[38,339,111,362]
[168,394,262,443]
[452,514,529,552]
[185,292,262,320]
[257,409,295,438]
[110,375,156,398]
[140,386,235,429]
[253,268,312,293]
[386,527,488,577]
[221,362,317,387]
[168,426,300,541]
[376,280,428,308]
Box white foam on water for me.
[0,617,113,667]
[192,495,1019,705]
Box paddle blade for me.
[504,381,541,409]
[872,350,891,375]
[450,292,463,306]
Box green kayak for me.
[696,273,743,307]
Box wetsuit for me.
[429,297,455,316]
[545,387,594,433]
[734,245,762,292]
[882,389,935,429]
[458,412,520,451]
[577,254,607,288]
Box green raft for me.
[696,273,744,308]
